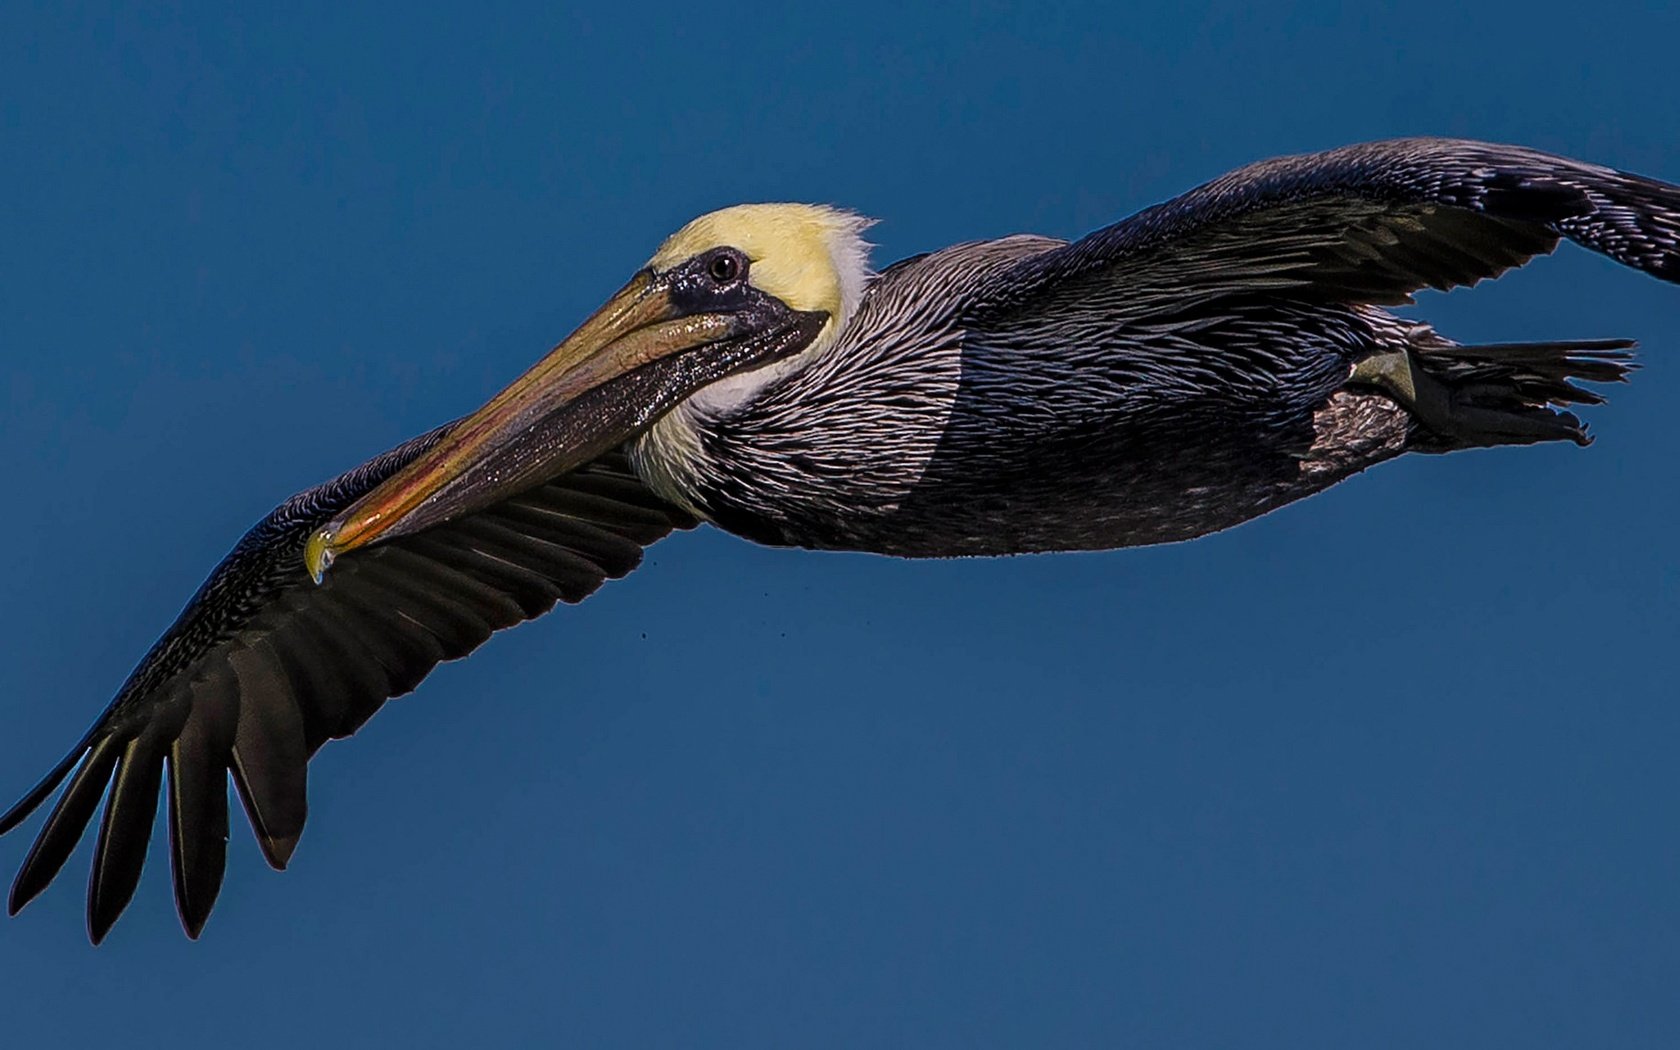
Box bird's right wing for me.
[0,428,695,942]
[977,137,1680,318]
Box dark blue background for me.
[2,2,1676,1045]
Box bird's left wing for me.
[977,137,1680,318]
[0,428,694,942]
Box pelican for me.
[5,138,1678,943]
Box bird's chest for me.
[680,361,962,546]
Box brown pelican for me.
[4,138,1678,943]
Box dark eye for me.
[707,250,744,284]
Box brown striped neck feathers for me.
[633,204,876,511]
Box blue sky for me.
[2,2,1677,1046]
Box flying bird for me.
[4,138,1678,943]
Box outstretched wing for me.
[0,427,694,942]
[980,137,1680,317]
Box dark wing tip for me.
[228,647,310,872]
[182,909,211,940]
[7,876,35,918]
[168,690,237,940]
[230,755,304,872]
[7,735,125,919]
[264,834,299,871]
[86,730,172,946]
[0,737,96,836]
[88,903,116,946]
[172,841,226,938]
[171,826,227,939]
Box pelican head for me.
[650,204,873,337]
[304,203,870,580]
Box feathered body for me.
[635,140,1664,553]
[4,138,1678,943]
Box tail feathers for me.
[1414,337,1636,447]
[1354,337,1636,449]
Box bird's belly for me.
[857,389,1413,557]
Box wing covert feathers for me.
[989,138,1680,317]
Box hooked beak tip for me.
[304,528,336,584]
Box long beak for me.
[304,271,821,581]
